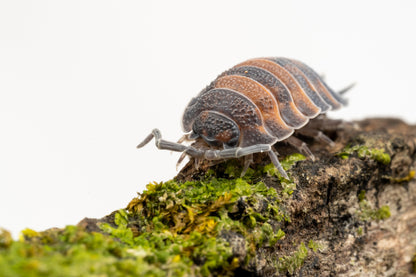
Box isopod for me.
[137,57,351,178]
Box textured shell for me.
[182,57,346,147]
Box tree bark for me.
[174,117,416,276]
[278,118,416,276]
[80,117,416,276]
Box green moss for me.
[375,205,391,220]
[274,239,321,274]
[357,193,391,221]
[358,190,366,202]
[221,153,305,180]
[0,225,167,277]
[0,228,13,249]
[390,170,415,183]
[123,164,290,275]
[263,153,305,178]
[0,158,301,276]
[276,242,308,274]
[20,228,41,239]
[223,160,256,178]
[261,153,304,198]
[307,239,322,253]
[337,145,391,165]
[413,253,416,273]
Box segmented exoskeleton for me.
[138,57,351,178]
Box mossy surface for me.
[357,191,391,221]
[413,252,416,273]
[276,242,308,274]
[2,118,415,276]
[1,225,159,277]
[307,239,323,253]
[337,144,391,165]
[0,155,305,277]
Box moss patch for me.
[307,239,323,253]
[263,153,306,177]
[357,191,391,221]
[0,228,12,249]
[0,155,306,277]
[0,225,162,277]
[276,242,308,274]
[413,252,416,273]
[123,160,293,275]
[390,170,415,183]
[337,145,391,165]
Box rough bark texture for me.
[280,118,416,277]
[80,117,416,276]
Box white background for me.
[1,1,415,238]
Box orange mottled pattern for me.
[237,58,321,117]
[181,57,345,146]
[213,75,293,140]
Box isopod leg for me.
[315,131,335,146]
[201,144,289,178]
[137,129,289,178]
[176,152,188,170]
[202,144,272,159]
[268,151,289,179]
[241,154,253,177]
[296,128,335,147]
[285,136,316,161]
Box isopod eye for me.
[192,111,240,148]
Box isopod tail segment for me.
[137,128,289,179]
